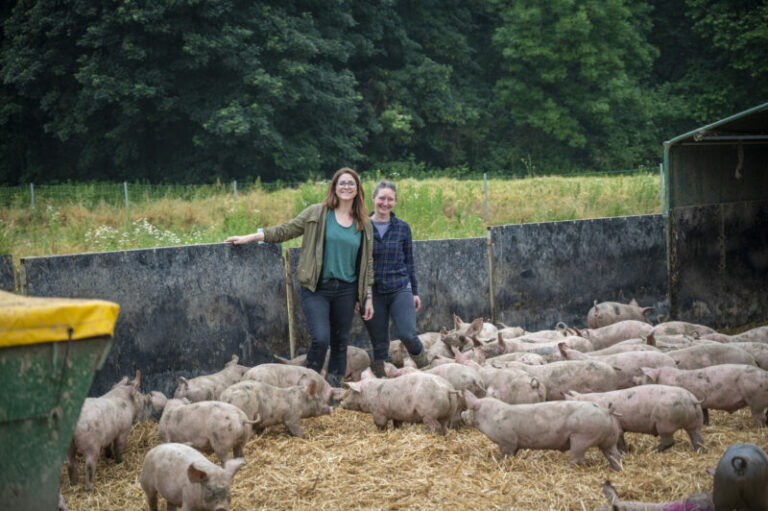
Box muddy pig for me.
[152,392,254,464]
[343,372,459,434]
[504,359,618,400]
[651,321,717,338]
[140,442,244,511]
[667,343,756,369]
[273,346,370,381]
[461,391,622,470]
[219,376,331,437]
[639,364,768,427]
[587,299,654,329]
[174,355,248,402]
[574,320,654,350]
[242,363,333,404]
[565,385,704,452]
[477,367,547,404]
[67,371,146,491]
[558,343,676,389]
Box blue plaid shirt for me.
[371,212,418,295]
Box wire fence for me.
[0,166,664,210]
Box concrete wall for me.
[490,215,668,331]
[0,255,14,291]
[17,214,674,396]
[668,199,768,330]
[285,237,490,356]
[20,243,289,396]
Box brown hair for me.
[324,167,368,232]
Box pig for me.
[651,321,717,338]
[219,376,331,437]
[504,359,619,400]
[174,355,248,402]
[504,334,594,362]
[486,352,547,366]
[586,340,661,356]
[461,391,622,470]
[425,363,486,399]
[639,364,768,427]
[496,322,526,339]
[273,346,370,381]
[597,481,713,511]
[666,343,756,369]
[151,392,254,464]
[469,334,508,358]
[342,372,460,434]
[735,325,768,344]
[140,442,244,511]
[67,371,146,491]
[573,320,654,350]
[565,386,704,452]
[477,367,547,404]
[719,342,768,370]
[242,363,333,404]
[558,343,676,389]
[453,314,497,338]
[587,299,654,329]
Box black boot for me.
[411,349,430,368]
[372,360,386,378]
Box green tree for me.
[488,0,659,170]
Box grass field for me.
[1,173,661,263]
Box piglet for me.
[573,320,654,350]
[242,363,333,404]
[566,385,704,452]
[587,299,654,329]
[67,371,146,491]
[343,372,459,434]
[152,392,254,464]
[174,355,248,402]
[667,343,756,369]
[461,391,622,470]
[639,364,768,427]
[140,442,244,511]
[219,376,331,437]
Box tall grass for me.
[0,173,661,262]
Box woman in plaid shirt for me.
[364,179,430,377]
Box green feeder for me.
[0,290,119,510]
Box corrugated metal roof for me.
[664,102,768,147]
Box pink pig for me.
[140,442,244,511]
[461,391,622,470]
[174,355,248,402]
[343,372,460,434]
[67,371,146,491]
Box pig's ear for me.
[226,354,239,366]
[132,370,141,391]
[629,298,639,307]
[463,390,481,410]
[467,318,483,336]
[300,376,317,395]
[345,381,362,393]
[187,463,209,484]
[177,376,188,387]
[274,355,289,364]
[150,391,167,413]
[640,367,658,382]
[453,314,463,330]
[224,458,245,481]
[641,307,655,317]
[564,391,577,401]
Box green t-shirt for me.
[321,211,361,283]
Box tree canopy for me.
[1,0,766,184]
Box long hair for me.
[324,167,368,233]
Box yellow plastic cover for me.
[0,290,120,348]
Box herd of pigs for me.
[63,300,768,511]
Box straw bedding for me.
[60,406,768,510]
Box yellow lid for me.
[0,290,120,348]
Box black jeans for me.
[300,279,357,383]
[364,286,424,362]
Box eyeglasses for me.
[337,181,357,189]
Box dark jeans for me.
[364,286,424,362]
[300,279,357,383]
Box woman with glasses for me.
[226,168,374,388]
[364,179,429,377]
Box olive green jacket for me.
[262,203,374,304]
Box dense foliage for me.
[1,0,766,184]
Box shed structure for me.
[664,102,768,330]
